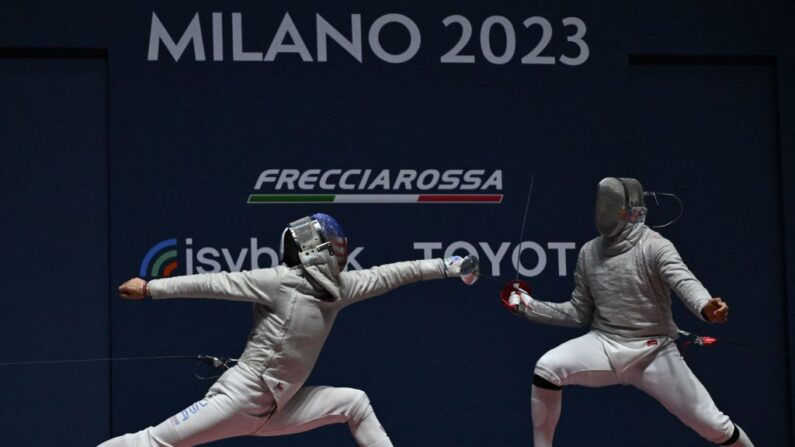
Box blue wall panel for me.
[0,57,110,445]
[0,1,792,445]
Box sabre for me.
[474,175,581,321]
[515,175,535,281]
[0,354,195,367]
[677,330,789,357]
[0,353,239,380]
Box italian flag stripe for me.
[418,194,503,203]
[248,194,503,204]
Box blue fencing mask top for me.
[282,213,348,276]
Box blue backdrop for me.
[0,1,793,446]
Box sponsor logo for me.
[139,237,366,279]
[139,238,179,278]
[415,241,576,277]
[248,169,503,204]
[139,237,576,278]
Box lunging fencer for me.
[503,178,754,447]
[100,213,478,446]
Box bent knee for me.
[334,387,369,406]
[533,373,562,390]
[534,357,564,388]
[327,387,371,421]
[678,410,734,444]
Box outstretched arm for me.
[512,249,594,327]
[339,256,477,304]
[118,268,281,305]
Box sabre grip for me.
[196,355,225,368]
[500,280,533,312]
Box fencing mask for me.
[595,177,647,238]
[280,213,348,276]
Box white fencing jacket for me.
[148,259,447,408]
[519,224,712,339]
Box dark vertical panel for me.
[630,60,788,445]
[0,56,109,445]
[777,55,795,447]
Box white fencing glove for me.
[443,255,479,285]
[500,280,533,312]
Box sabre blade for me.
[0,354,195,367]
[515,175,536,280]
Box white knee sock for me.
[723,425,754,447]
[531,385,562,447]
[96,431,148,447]
[348,392,393,447]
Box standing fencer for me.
[100,213,478,446]
[504,178,754,447]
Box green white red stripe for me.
[247,194,503,204]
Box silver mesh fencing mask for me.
[595,177,647,238]
[284,213,348,276]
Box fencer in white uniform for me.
[505,178,754,447]
[100,213,478,447]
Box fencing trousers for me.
[98,363,392,447]
[531,331,753,447]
